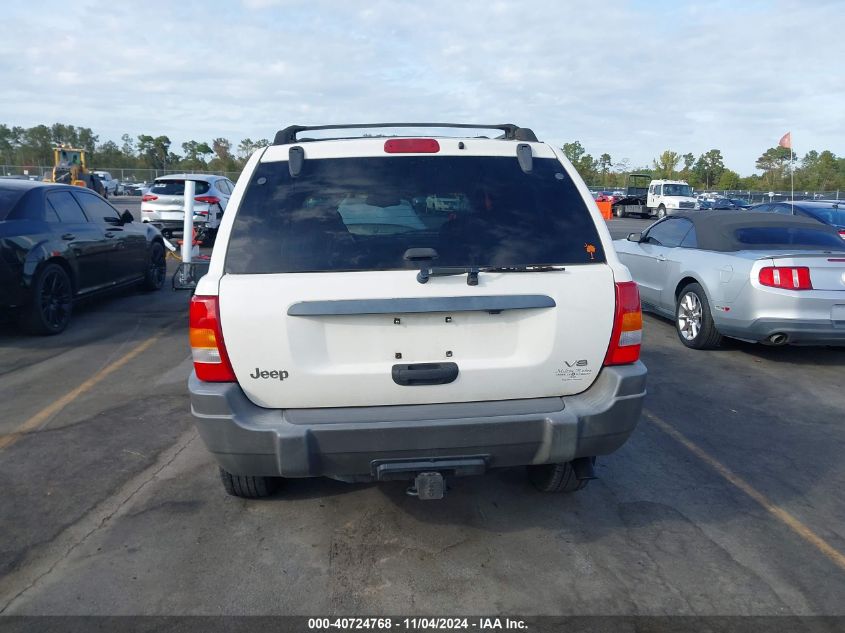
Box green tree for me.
[755,146,792,188]
[560,141,598,184]
[652,150,681,179]
[137,134,172,169]
[23,125,54,165]
[693,149,725,189]
[598,153,612,186]
[120,133,135,157]
[562,141,586,164]
[181,140,213,164]
[717,169,741,191]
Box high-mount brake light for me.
[194,195,221,205]
[604,281,642,366]
[758,266,813,290]
[189,296,236,382]
[384,138,440,154]
[141,194,158,202]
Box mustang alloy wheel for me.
[677,291,702,341]
[675,282,723,350]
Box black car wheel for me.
[143,242,166,291]
[657,205,667,218]
[20,263,73,335]
[219,468,281,498]
[527,461,590,493]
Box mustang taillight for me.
[141,194,158,202]
[604,281,643,366]
[758,266,813,290]
[189,296,236,382]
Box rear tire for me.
[675,282,723,349]
[527,461,590,493]
[143,241,166,291]
[19,263,73,335]
[219,468,281,498]
[614,206,626,218]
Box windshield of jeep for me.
[225,155,605,273]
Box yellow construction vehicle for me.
[47,146,105,195]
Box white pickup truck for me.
[92,171,119,197]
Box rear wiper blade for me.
[417,265,565,286]
[480,265,566,272]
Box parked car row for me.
[0,179,166,334]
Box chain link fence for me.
[587,185,841,203]
[1,165,242,183]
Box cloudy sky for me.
[1,0,842,173]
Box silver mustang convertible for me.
[614,211,845,349]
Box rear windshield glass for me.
[0,186,26,220]
[150,179,210,195]
[801,206,845,226]
[734,227,844,249]
[225,156,605,274]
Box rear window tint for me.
[801,205,845,226]
[225,156,605,274]
[0,186,26,220]
[150,179,210,195]
[734,227,844,249]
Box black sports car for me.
[0,180,167,334]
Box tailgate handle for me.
[392,362,459,386]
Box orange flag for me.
[778,132,791,149]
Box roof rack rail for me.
[272,123,539,146]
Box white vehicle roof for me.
[154,173,222,182]
[650,179,690,185]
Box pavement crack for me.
[0,430,199,614]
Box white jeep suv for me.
[188,123,647,499]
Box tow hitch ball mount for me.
[407,472,446,500]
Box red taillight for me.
[604,281,643,366]
[758,266,813,290]
[141,194,158,202]
[189,296,236,382]
[384,138,440,154]
[838,230,845,240]
[194,195,221,205]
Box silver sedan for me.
[614,211,845,349]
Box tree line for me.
[562,141,844,192]
[0,122,269,176]
[2,122,843,192]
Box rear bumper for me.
[188,362,647,481]
[143,219,208,231]
[719,318,845,345]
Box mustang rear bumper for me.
[188,362,647,482]
[720,318,845,345]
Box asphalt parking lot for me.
[1,210,844,617]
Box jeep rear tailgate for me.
[219,267,615,408]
